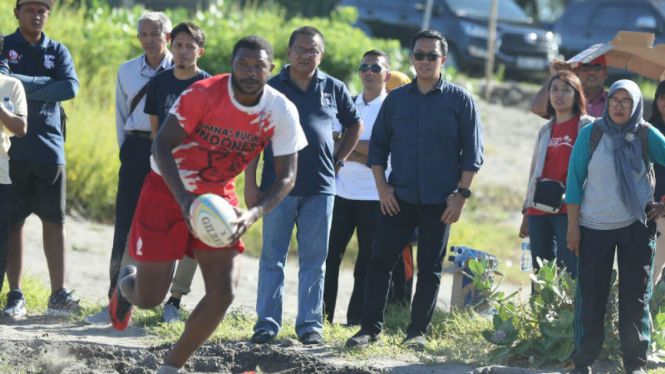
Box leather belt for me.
[127,130,152,139]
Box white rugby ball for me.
[189,194,237,248]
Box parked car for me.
[340,0,561,77]
[554,0,665,59]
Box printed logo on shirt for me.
[8,50,19,64]
[321,92,333,107]
[548,135,573,149]
[44,54,55,69]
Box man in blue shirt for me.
[245,26,363,345]
[346,29,483,349]
[0,0,79,317]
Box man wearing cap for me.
[530,56,608,118]
[0,0,79,317]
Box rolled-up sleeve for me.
[367,95,392,169]
[458,93,483,172]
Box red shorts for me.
[129,171,244,262]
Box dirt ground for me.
[0,98,543,373]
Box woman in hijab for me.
[566,80,665,374]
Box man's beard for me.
[231,73,263,96]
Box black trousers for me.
[361,199,449,336]
[324,197,380,324]
[573,220,656,371]
[108,135,152,299]
[0,184,9,293]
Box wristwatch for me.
[333,156,345,168]
[458,188,472,199]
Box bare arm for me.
[149,115,159,138]
[442,171,477,224]
[530,60,567,118]
[231,152,297,241]
[243,154,261,208]
[151,115,192,221]
[0,107,26,137]
[566,204,581,257]
[335,121,363,162]
[372,164,399,216]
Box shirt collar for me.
[14,28,49,48]
[409,75,445,94]
[279,64,326,82]
[357,89,387,106]
[140,52,173,73]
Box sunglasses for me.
[359,64,384,73]
[579,64,605,71]
[412,52,444,61]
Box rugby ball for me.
[189,194,237,248]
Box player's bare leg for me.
[120,261,175,308]
[162,248,240,369]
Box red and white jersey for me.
[151,74,307,204]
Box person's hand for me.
[567,223,581,257]
[549,59,569,76]
[228,206,259,244]
[441,193,466,224]
[244,183,261,208]
[334,164,341,176]
[377,182,400,216]
[647,201,665,221]
[177,192,199,235]
[519,214,529,238]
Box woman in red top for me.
[520,71,591,278]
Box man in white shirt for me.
[86,12,185,324]
[323,49,391,325]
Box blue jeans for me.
[254,194,334,337]
[528,214,577,278]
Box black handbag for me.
[532,179,566,213]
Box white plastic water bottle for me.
[3,96,14,113]
[520,237,532,272]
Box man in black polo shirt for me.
[346,29,484,349]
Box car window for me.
[445,0,531,23]
[627,6,661,30]
[590,6,627,28]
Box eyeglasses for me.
[412,52,443,61]
[292,46,321,57]
[579,64,605,72]
[359,64,384,73]
[21,7,49,16]
[608,97,633,109]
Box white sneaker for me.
[84,305,111,325]
[3,289,27,319]
[162,302,181,324]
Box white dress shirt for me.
[115,53,172,148]
[332,89,389,201]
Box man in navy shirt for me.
[245,26,363,345]
[346,29,483,349]
[0,0,79,317]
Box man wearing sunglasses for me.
[346,29,483,349]
[530,56,608,118]
[323,50,392,326]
